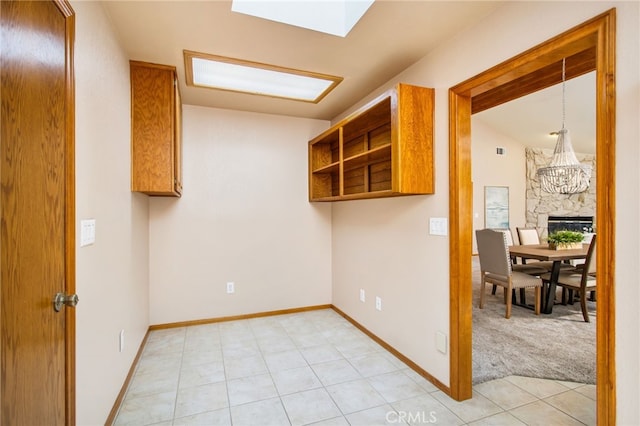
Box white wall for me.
[332,195,448,378]
[612,4,640,425]
[331,3,639,423]
[70,1,639,424]
[471,119,527,251]
[73,2,150,424]
[148,106,331,325]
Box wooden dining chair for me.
[516,227,572,272]
[495,228,515,246]
[516,227,541,245]
[497,228,547,274]
[541,234,597,322]
[476,229,542,318]
[491,228,547,304]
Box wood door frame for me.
[448,9,616,425]
[56,0,77,423]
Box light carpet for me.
[472,257,596,385]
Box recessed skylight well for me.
[231,0,375,38]
[184,50,343,103]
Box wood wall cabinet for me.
[130,60,182,196]
[308,83,434,201]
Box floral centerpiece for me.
[547,230,584,250]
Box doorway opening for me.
[447,8,616,425]
[470,71,596,385]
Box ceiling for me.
[102,0,595,152]
[102,0,502,120]
[474,71,596,154]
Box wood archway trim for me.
[448,8,616,425]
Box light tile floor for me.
[113,309,595,426]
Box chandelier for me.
[536,58,592,194]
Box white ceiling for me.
[474,72,596,154]
[102,0,595,152]
[102,0,501,120]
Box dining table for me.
[508,243,589,314]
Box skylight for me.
[231,0,375,37]
[184,50,342,103]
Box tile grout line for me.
[542,388,593,425]
[114,310,594,426]
[218,325,233,426]
[172,327,187,424]
[250,316,293,426]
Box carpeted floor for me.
[472,257,596,385]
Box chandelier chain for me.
[561,58,566,129]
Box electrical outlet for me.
[119,329,125,353]
[359,289,365,302]
[226,282,235,294]
[436,331,447,354]
[375,296,382,311]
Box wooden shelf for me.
[308,83,434,202]
[311,190,397,202]
[343,143,391,172]
[312,161,340,174]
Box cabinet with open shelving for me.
[308,83,434,201]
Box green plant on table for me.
[547,230,584,244]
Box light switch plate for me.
[80,219,96,247]
[429,217,448,236]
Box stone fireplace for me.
[525,147,596,240]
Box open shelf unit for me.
[308,83,434,201]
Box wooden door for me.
[1,1,76,424]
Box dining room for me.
[469,69,597,392]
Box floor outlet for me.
[226,282,235,294]
[359,289,365,303]
[375,296,382,311]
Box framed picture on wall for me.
[485,186,509,229]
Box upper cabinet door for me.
[130,60,182,197]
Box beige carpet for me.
[472,257,596,385]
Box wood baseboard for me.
[148,304,332,330]
[330,305,450,395]
[105,304,332,424]
[104,329,150,426]
[106,303,449,424]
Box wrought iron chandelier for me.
[536,58,592,194]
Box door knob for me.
[53,292,79,312]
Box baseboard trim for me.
[330,304,450,395]
[106,303,449,424]
[104,328,151,426]
[148,304,333,330]
[106,304,331,424]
